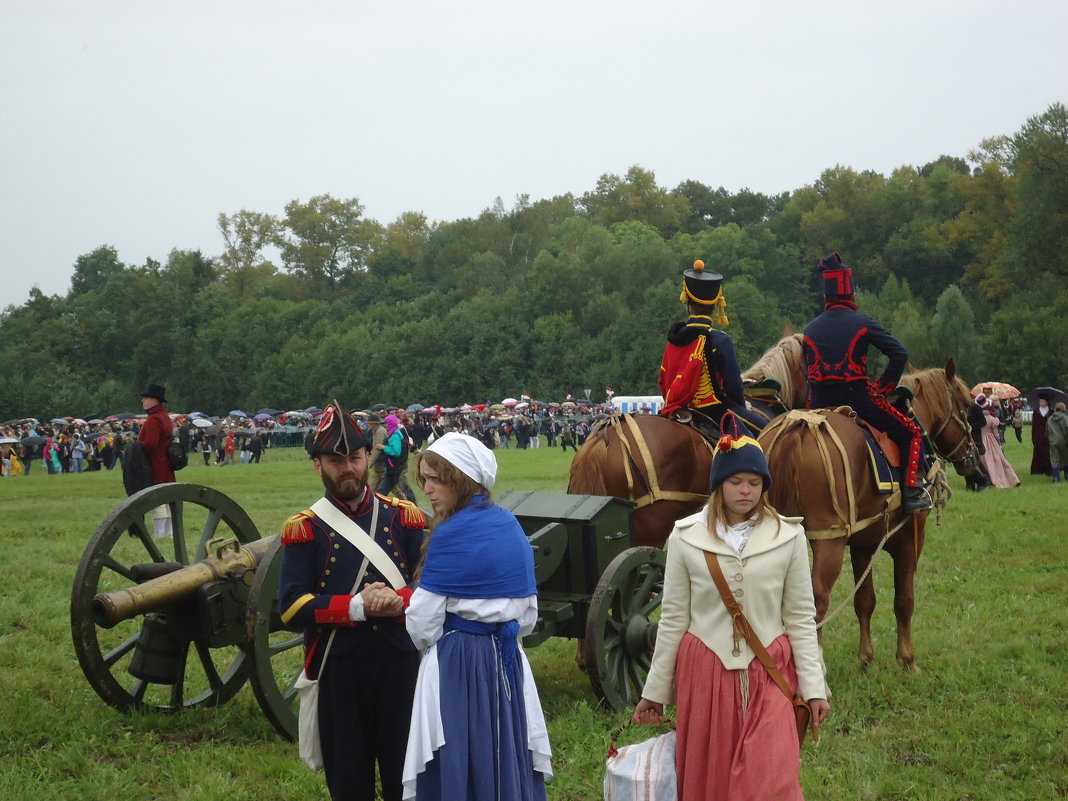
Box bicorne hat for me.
[680,260,728,326]
[709,411,772,492]
[819,252,855,300]
[140,383,168,403]
[306,401,369,459]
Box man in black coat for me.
[802,253,932,515]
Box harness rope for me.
[606,414,713,509]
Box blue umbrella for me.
[228,410,249,418]
[406,403,426,412]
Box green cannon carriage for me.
[71,483,665,740]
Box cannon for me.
[71,483,665,740]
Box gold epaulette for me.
[280,510,317,545]
[375,493,428,529]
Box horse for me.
[567,333,808,549]
[756,359,980,672]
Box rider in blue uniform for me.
[802,253,932,516]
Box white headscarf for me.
[425,431,498,490]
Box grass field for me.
[1,436,1065,800]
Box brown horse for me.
[567,414,712,548]
[567,333,808,548]
[757,360,979,671]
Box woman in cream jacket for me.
[633,413,829,800]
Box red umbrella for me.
[970,381,1020,400]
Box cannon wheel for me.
[583,546,666,713]
[245,535,302,741]
[71,483,261,716]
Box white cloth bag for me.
[295,666,325,770]
[604,729,677,801]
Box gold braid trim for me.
[280,510,316,545]
[680,284,730,326]
[375,493,428,529]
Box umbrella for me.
[370,403,390,412]
[87,418,105,425]
[1026,386,1068,411]
[228,409,249,418]
[253,413,273,422]
[256,408,283,416]
[406,403,425,412]
[0,436,19,445]
[970,381,1020,400]
[114,412,138,420]
[21,435,45,447]
[515,402,530,409]
[501,397,518,406]
[192,418,212,428]
[50,418,68,424]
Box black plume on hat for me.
[307,401,369,459]
[140,383,168,403]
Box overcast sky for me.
[2,0,1065,306]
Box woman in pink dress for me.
[976,394,1019,489]
[632,413,829,800]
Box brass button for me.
[334,543,340,549]
[371,624,379,632]
[330,557,336,563]
[733,589,744,597]
[325,569,331,576]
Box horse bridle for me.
[926,383,978,473]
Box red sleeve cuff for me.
[396,586,414,610]
[314,594,356,626]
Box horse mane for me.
[899,365,971,426]
[742,333,807,408]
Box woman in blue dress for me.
[402,432,552,801]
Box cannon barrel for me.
[92,536,275,629]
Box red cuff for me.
[314,594,356,626]
[396,586,414,610]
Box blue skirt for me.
[416,616,547,801]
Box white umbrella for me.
[501,397,518,406]
[192,418,212,428]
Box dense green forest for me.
[2,105,1066,420]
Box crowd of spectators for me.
[0,399,621,478]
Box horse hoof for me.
[898,659,920,673]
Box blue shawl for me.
[418,496,536,599]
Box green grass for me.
[1,436,1066,799]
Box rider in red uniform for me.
[658,260,766,437]
[802,253,932,515]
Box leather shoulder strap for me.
[311,497,405,590]
[703,550,794,703]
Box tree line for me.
[2,104,1066,421]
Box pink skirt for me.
[674,632,804,801]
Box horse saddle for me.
[668,408,721,445]
[744,378,790,418]
[831,406,900,495]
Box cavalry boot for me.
[901,486,933,515]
